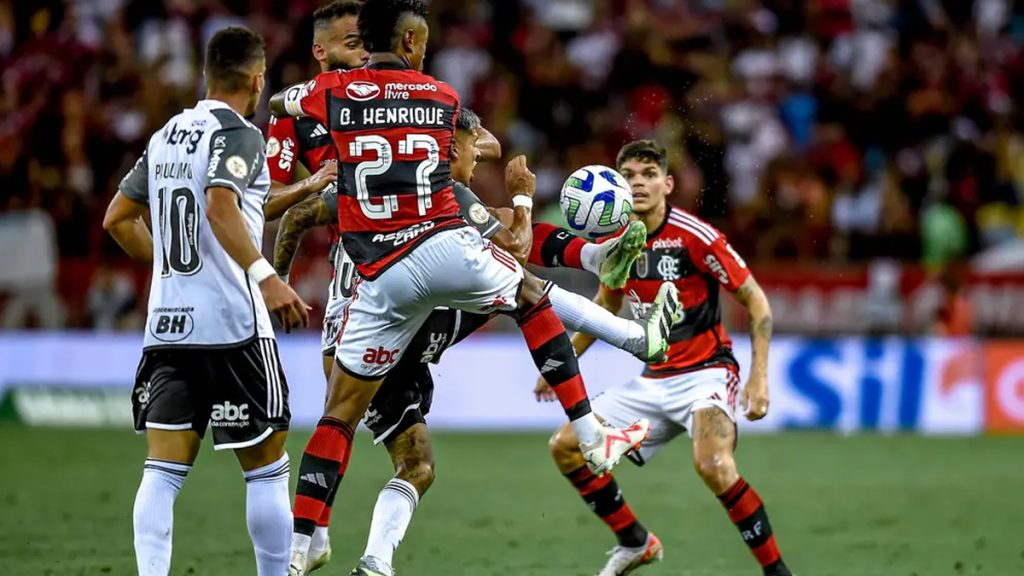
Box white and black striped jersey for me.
[119,99,274,349]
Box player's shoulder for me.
[663,207,722,247]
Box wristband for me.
[247,258,276,283]
[512,195,533,209]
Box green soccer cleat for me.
[599,221,648,289]
[349,556,394,576]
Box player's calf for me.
[691,408,792,576]
[237,431,292,576]
[549,423,650,549]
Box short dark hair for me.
[205,27,265,92]
[616,139,668,173]
[456,108,481,133]
[313,1,363,32]
[358,0,428,53]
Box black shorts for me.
[132,337,289,450]
[362,308,490,445]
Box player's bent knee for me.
[146,429,202,464]
[516,273,547,308]
[548,424,582,469]
[235,430,288,471]
[693,451,739,493]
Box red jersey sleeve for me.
[692,233,751,292]
[280,71,342,126]
[266,116,299,184]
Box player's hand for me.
[259,276,311,333]
[534,377,557,402]
[741,374,770,421]
[307,160,338,193]
[505,155,536,199]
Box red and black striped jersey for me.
[284,62,464,279]
[606,207,750,377]
[265,115,342,267]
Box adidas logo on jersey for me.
[300,472,329,488]
[310,123,328,138]
[540,359,564,374]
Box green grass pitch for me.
[0,426,1021,575]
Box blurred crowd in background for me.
[3,0,1024,332]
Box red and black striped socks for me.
[529,223,587,269]
[566,466,648,547]
[293,417,354,544]
[517,295,591,422]
[717,477,790,576]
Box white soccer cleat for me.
[596,533,664,576]
[635,282,683,363]
[581,418,650,476]
[349,555,394,576]
[288,550,308,576]
[304,545,332,575]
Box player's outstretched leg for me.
[549,423,663,576]
[547,280,681,363]
[237,430,293,576]
[516,273,649,474]
[691,408,792,576]
[351,423,435,576]
[133,430,200,576]
[529,221,647,289]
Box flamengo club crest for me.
[657,255,680,281]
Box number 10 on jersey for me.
[350,134,440,220]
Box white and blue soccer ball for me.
[559,165,633,239]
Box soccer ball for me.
[560,165,633,239]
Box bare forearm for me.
[748,300,772,379]
[570,331,598,358]
[477,127,502,161]
[265,178,320,222]
[274,197,328,277]
[109,217,153,262]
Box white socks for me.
[363,478,420,570]
[571,412,604,446]
[244,453,292,576]
[312,525,330,551]
[580,242,602,275]
[133,459,191,576]
[547,284,644,354]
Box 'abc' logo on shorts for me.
[211,401,249,426]
[363,346,400,365]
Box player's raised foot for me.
[303,544,331,575]
[596,533,664,576]
[349,555,394,576]
[581,418,650,475]
[633,282,682,364]
[599,221,648,289]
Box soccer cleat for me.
[596,533,664,576]
[349,555,394,576]
[599,221,648,289]
[304,545,331,575]
[581,418,650,476]
[635,282,683,363]
[288,550,308,576]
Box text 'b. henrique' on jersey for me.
[283,62,465,279]
[119,100,274,349]
[606,207,751,377]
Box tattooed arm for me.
[273,193,337,281]
[730,276,773,421]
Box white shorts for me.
[336,227,523,378]
[592,366,740,463]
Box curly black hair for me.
[357,0,429,53]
